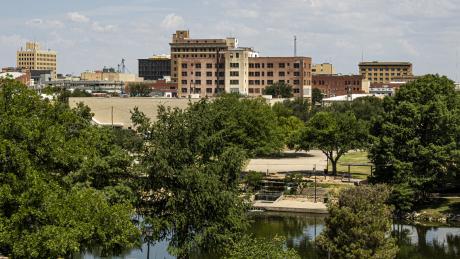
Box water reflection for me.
[78,212,460,259]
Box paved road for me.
[246,150,327,173]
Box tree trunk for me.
[331,160,338,176]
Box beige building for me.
[81,70,140,82]
[359,61,413,83]
[17,42,57,78]
[170,30,237,96]
[312,63,335,75]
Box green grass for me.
[417,197,460,216]
[328,151,372,180]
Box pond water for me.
[78,212,460,259]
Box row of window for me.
[18,58,56,61]
[181,88,225,94]
[361,67,408,72]
[181,63,224,69]
[18,53,55,57]
[180,79,308,86]
[249,63,301,69]
[182,71,225,77]
[248,88,301,94]
[181,80,225,85]
[364,73,407,77]
[172,47,224,53]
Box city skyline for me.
[1,0,460,80]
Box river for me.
[78,212,460,258]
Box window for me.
[294,63,300,68]
[249,88,254,93]
[230,63,239,68]
[195,63,201,68]
[206,88,213,93]
[255,72,260,77]
[267,63,274,68]
[249,72,255,76]
[279,63,285,68]
[182,71,187,76]
[206,72,213,77]
[195,80,201,84]
[206,80,212,85]
[182,88,188,93]
[236,53,239,58]
[249,80,254,85]
[230,80,239,85]
[279,80,285,83]
[255,80,260,85]
[249,63,255,68]
[294,80,300,85]
[254,63,261,68]
[294,72,300,76]
[182,64,187,68]
[279,71,285,77]
[267,72,274,77]
[230,71,239,76]
[181,80,187,84]
[255,88,260,94]
[294,88,300,93]
[206,63,212,68]
[195,72,201,77]
[267,80,273,85]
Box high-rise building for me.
[359,61,412,83]
[170,30,237,96]
[138,55,171,80]
[171,30,312,98]
[17,42,57,79]
[312,63,335,75]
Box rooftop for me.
[323,94,374,102]
[359,61,412,66]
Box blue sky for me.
[1,0,460,80]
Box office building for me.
[312,63,335,75]
[171,30,312,98]
[359,61,413,83]
[138,55,171,80]
[312,74,369,98]
[17,42,57,79]
[81,67,140,82]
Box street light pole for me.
[314,164,317,203]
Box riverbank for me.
[252,197,328,214]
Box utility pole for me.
[111,106,114,128]
[314,164,317,203]
[294,35,297,57]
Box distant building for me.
[322,93,376,104]
[81,69,140,82]
[359,61,413,84]
[455,82,460,91]
[30,69,52,85]
[369,83,397,97]
[17,42,57,79]
[0,71,31,86]
[312,74,369,98]
[138,55,171,80]
[125,79,178,97]
[312,63,335,75]
[170,30,312,98]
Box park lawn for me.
[417,197,460,217]
[328,151,372,180]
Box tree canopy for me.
[0,79,140,257]
[263,82,293,98]
[297,111,369,175]
[317,185,398,259]
[369,75,460,209]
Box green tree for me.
[128,82,151,97]
[0,79,140,257]
[311,88,323,106]
[132,100,250,258]
[225,235,300,259]
[317,185,398,259]
[369,75,460,206]
[329,96,384,122]
[263,82,293,98]
[298,111,369,175]
[273,97,315,122]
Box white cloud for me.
[91,22,117,33]
[161,13,185,29]
[26,18,64,29]
[67,12,90,23]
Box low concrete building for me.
[69,97,198,128]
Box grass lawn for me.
[328,151,372,180]
[417,197,460,217]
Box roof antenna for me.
[294,35,297,57]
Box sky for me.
[1,0,460,81]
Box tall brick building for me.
[169,30,312,98]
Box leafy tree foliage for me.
[0,79,140,257]
[369,75,460,207]
[298,111,369,175]
[225,235,300,259]
[127,83,151,97]
[272,97,315,122]
[263,82,293,98]
[132,99,250,258]
[312,88,323,105]
[317,185,398,259]
[328,96,384,122]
